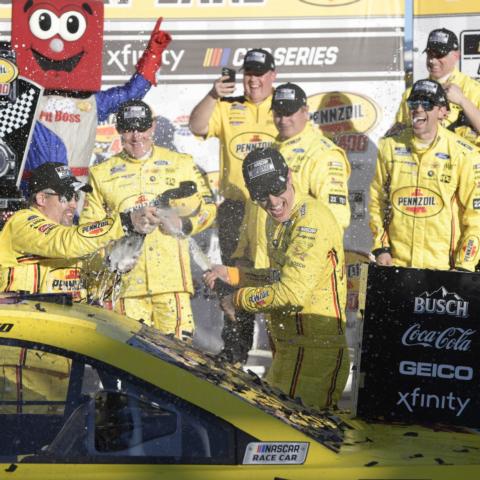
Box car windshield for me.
[129,325,347,452]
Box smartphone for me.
[221,67,236,83]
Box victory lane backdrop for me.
[356,264,480,427]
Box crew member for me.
[370,79,480,270]
[80,100,216,339]
[234,82,351,269]
[204,148,349,410]
[392,28,480,144]
[189,49,277,361]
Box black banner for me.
[357,264,480,427]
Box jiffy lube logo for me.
[230,132,276,161]
[413,287,469,318]
[392,187,444,218]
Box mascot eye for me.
[29,9,60,40]
[59,11,87,42]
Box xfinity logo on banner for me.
[413,286,469,318]
[401,324,475,351]
[399,361,473,381]
[397,387,470,417]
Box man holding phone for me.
[189,48,278,364]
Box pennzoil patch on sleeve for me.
[77,218,115,238]
[243,442,309,465]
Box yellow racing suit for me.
[369,125,480,271]
[233,122,351,268]
[80,146,216,337]
[396,68,480,144]
[0,206,126,301]
[0,209,127,412]
[230,195,349,410]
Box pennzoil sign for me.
[308,91,381,136]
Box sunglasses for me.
[407,98,437,112]
[251,183,287,202]
[44,191,80,203]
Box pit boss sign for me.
[356,264,480,427]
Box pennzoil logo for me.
[230,132,276,161]
[392,187,444,218]
[299,0,360,6]
[0,58,18,84]
[78,219,114,238]
[309,91,380,136]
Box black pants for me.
[217,199,255,364]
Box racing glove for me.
[136,17,172,86]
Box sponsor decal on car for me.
[243,442,309,465]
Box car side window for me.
[0,342,254,464]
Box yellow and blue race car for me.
[1,293,479,479]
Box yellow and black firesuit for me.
[370,125,480,271]
[396,68,480,145]
[227,195,349,410]
[233,122,351,268]
[80,146,216,337]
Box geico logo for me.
[232,46,339,68]
[399,361,473,380]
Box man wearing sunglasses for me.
[391,28,480,144]
[370,79,480,271]
[80,100,216,340]
[204,147,349,410]
[0,162,160,300]
[234,83,351,270]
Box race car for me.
[0,293,479,479]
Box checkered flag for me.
[0,87,38,138]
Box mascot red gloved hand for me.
[11,0,171,188]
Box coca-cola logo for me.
[402,323,476,351]
[413,286,469,318]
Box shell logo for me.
[229,131,276,161]
[308,91,380,136]
[299,0,360,5]
[392,187,444,218]
[0,58,18,84]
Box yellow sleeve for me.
[454,145,480,270]
[307,144,351,230]
[369,138,392,255]
[10,210,124,260]
[205,100,223,139]
[183,160,217,236]
[79,168,110,223]
[395,88,411,125]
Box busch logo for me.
[413,286,469,318]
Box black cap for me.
[242,49,275,74]
[408,79,448,106]
[424,28,459,56]
[242,148,288,201]
[29,162,92,195]
[272,83,307,115]
[116,100,153,133]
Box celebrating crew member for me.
[0,162,159,299]
[233,82,351,269]
[189,48,278,362]
[80,100,216,339]
[204,147,349,410]
[391,28,480,144]
[370,79,480,271]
